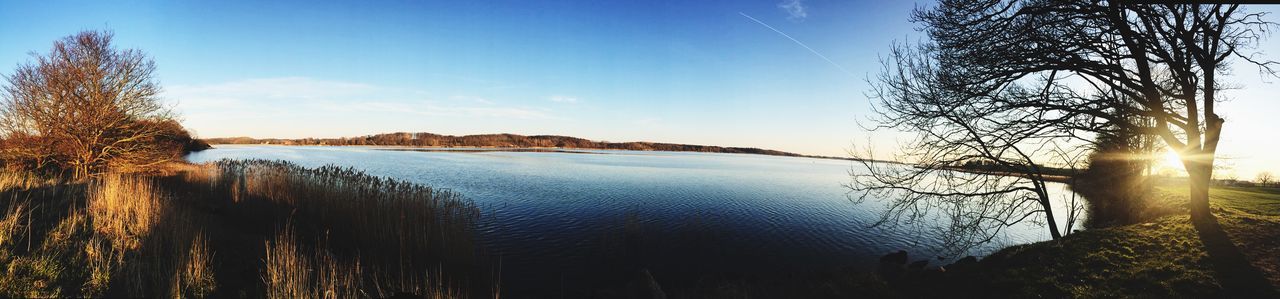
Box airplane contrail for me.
[739,12,855,77]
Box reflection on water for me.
[187,145,1083,294]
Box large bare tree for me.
[850,43,1088,255]
[1,30,178,178]
[855,1,1275,239]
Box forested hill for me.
[202,132,820,158]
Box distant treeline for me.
[946,159,1079,181]
[203,132,819,157]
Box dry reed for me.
[0,200,27,248]
[87,175,164,252]
[0,160,486,298]
[196,160,480,282]
[0,171,53,192]
[263,224,363,299]
[202,159,481,298]
[84,173,217,297]
[173,232,216,298]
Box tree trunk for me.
[1041,197,1063,239]
[1186,161,1214,223]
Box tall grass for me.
[0,200,27,248]
[0,171,54,192]
[175,232,216,298]
[0,159,488,298]
[83,173,216,297]
[0,172,79,297]
[87,175,164,251]
[0,170,215,297]
[186,160,480,280]
[263,223,364,299]
[260,222,472,299]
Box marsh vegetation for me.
[0,161,488,298]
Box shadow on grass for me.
[1193,214,1280,297]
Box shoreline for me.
[202,143,888,163]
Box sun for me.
[1162,149,1183,169]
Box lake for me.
[186,145,1082,294]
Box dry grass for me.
[0,200,27,248]
[191,160,480,285]
[200,160,480,298]
[0,159,488,298]
[83,173,218,297]
[263,224,363,299]
[173,232,216,298]
[87,174,164,251]
[81,235,114,297]
[0,170,215,298]
[260,223,472,299]
[0,171,55,192]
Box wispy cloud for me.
[450,95,495,105]
[549,95,579,103]
[321,101,552,119]
[777,0,808,21]
[165,77,557,137]
[167,77,547,117]
[634,117,662,126]
[166,77,400,109]
[739,12,854,76]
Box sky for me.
[0,1,1277,179]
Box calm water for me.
[187,145,1081,293]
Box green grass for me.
[975,215,1220,298]
[959,184,1280,298]
[1160,185,1280,216]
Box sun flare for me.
[1161,149,1183,170]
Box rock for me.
[906,260,929,279]
[880,250,908,265]
[922,266,947,282]
[945,256,979,273]
[840,265,858,274]
[877,250,909,282]
[908,260,929,271]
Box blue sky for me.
[1,1,1278,179]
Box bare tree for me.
[849,42,1088,255]
[855,1,1275,231]
[1258,172,1275,187]
[1,30,177,178]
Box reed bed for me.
[0,173,82,297]
[0,171,55,192]
[85,173,215,297]
[175,232,216,298]
[188,160,480,274]
[0,171,213,297]
[174,159,485,297]
[261,222,471,299]
[87,175,164,251]
[0,200,27,248]
[0,160,487,298]
[263,223,365,299]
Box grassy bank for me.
[868,184,1280,298]
[0,160,490,298]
